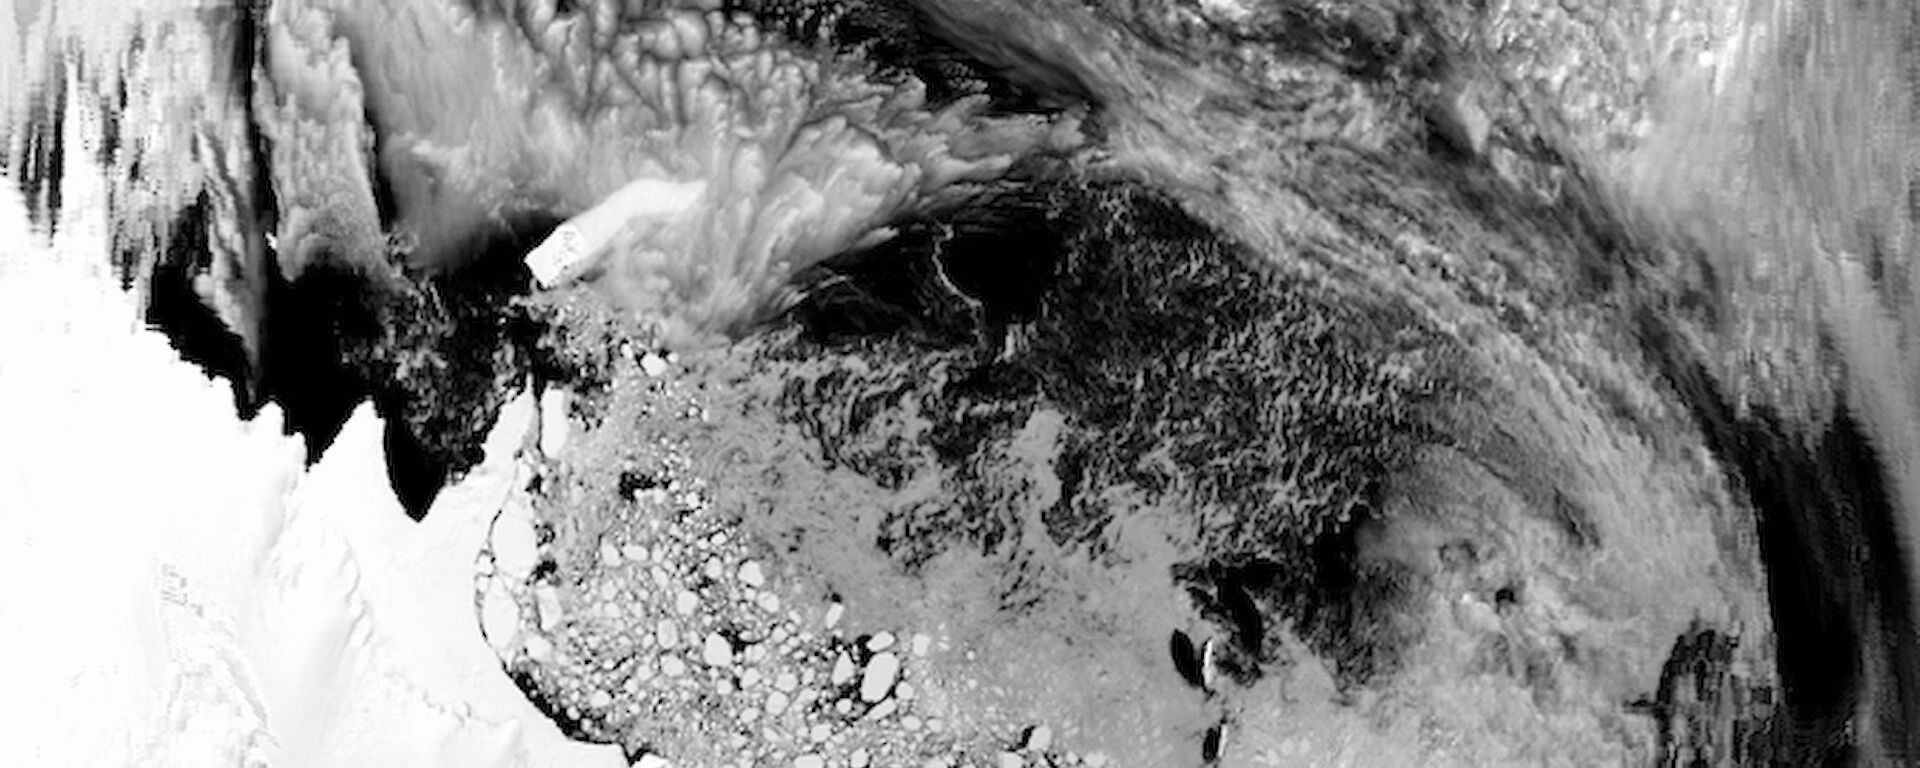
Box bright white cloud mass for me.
[11,0,1920,765]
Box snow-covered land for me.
[13,0,1920,763]
[0,126,620,767]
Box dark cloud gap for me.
[785,180,1067,346]
[1638,308,1919,765]
[450,0,1077,115]
[14,46,67,232]
[93,59,128,179]
[214,3,257,110]
[141,192,255,413]
[726,0,1094,113]
[256,257,380,463]
[209,2,560,490]
[718,0,834,38]
[384,413,450,521]
[97,0,1090,517]
[138,202,554,516]
[347,227,551,519]
[904,2,1102,111]
[931,185,1068,326]
[828,1,1074,114]
[1648,624,1777,766]
[1172,530,1408,691]
[1266,1,1439,80]
[18,2,1920,764]
[231,3,280,246]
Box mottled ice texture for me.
[12,0,1920,763]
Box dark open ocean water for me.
[7,1,1920,765]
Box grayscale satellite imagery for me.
[1,0,1916,766]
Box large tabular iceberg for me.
[10,0,1920,765]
